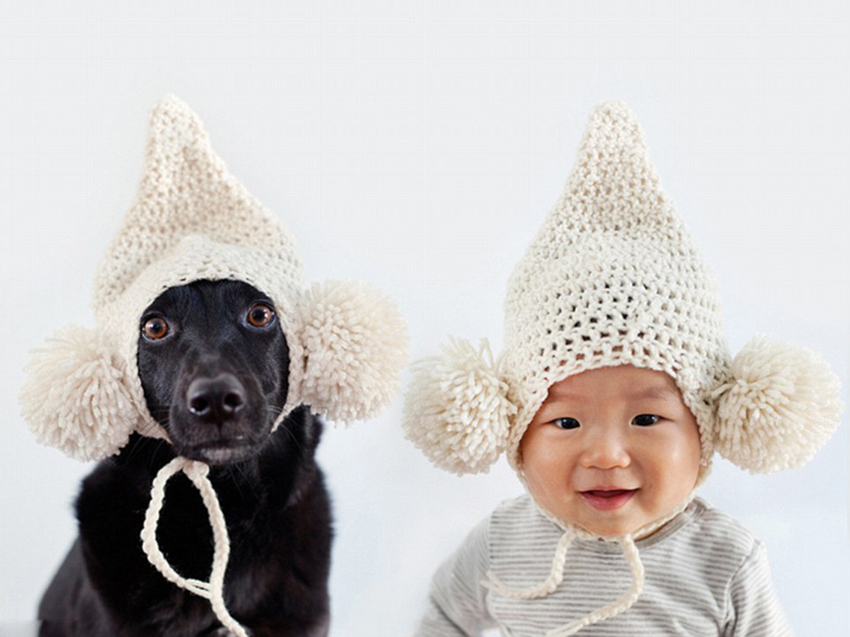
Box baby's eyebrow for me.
[547,384,680,402]
[627,385,681,401]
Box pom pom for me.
[19,325,137,462]
[298,280,408,423]
[402,338,517,475]
[713,335,844,473]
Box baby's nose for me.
[580,430,631,469]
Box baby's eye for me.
[554,417,580,430]
[632,414,660,427]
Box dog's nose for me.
[186,373,246,422]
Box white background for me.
[1,1,848,635]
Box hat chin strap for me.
[482,496,694,636]
[482,532,644,637]
[141,457,249,637]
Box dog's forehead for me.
[144,279,273,314]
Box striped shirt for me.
[417,496,792,636]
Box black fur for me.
[38,280,332,636]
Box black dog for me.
[38,280,332,636]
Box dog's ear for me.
[20,325,138,461]
[297,280,408,424]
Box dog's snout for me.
[186,373,246,422]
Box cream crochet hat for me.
[21,94,408,461]
[403,100,842,483]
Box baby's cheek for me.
[659,441,701,496]
[521,448,556,501]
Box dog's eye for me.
[246,303,275,328]
[142,316,170,340]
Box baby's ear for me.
[19,325,137,461]
[297,279,408,424]
[711,335,843,474]
[402,338,517,475]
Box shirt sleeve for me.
[414,516,497,637]
[723,540,793,637]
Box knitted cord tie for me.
[482,531,645,637]
[482,528,576,599]
[141,456,249,637]
[546,535,645,637]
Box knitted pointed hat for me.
[403,100,842,480]
[21,94,408,462]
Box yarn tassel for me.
[141,457,248,637]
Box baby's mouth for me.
[580,488,638,511]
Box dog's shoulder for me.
[76,435,170,523]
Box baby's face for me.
[520,365,701,538]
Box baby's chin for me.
[535,505,643,538]
[537,496,690,539]
[577,519,645,538]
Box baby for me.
[402,101,843,636]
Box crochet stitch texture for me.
[402,100,842,481]
[21,94,409,460]
[499,100,726,473]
